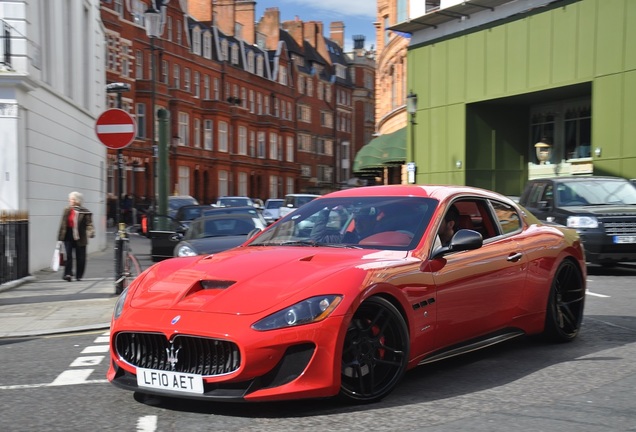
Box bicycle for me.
[114,222,142,295]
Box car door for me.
[149,215,186,261]
[431,199,527,348]
[521,180,555,222]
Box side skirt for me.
[417,329,525,366]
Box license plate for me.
[614,235,636,244]
[137,368,204,394]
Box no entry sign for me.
[95,108,136,150]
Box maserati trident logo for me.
[166,343,180,371]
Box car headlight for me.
[176,244,197,257]
[567,216,598,229]
[113,287,129,319]
[252,295,342,331]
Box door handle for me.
[507,252,523,262]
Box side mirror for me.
[431,229,483,259]
[538,200,552,210]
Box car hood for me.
[559,204,636,216]
[130,247,410,315]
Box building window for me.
[301,165,312,178]
[135,50,143,79]
[176,20,182,45]
[286,177,294,194]
[214,77,220,100]
[297,105,311,123]
[178,112,189,146]
[204,119,213,150]
[249,131,256,157]
[221,39,229,61]
[135,103,146,138]
[306,78,313,97]
[173,65,180,88]
[321,111,333,128]
[298,75,305,94]
[279,65,288,85]
[269,133,278,160]
[161,60,168,84]
[203,32,212,59]
[247,51,254,73]
[194,71,200,98]
[231,44,239,64]
[218,121,228,152]
[257,132,266,158]
[184,68,191,92]
[192,27,201,55]
[256,55,264,76]
[298,133,312,152]
[249,90,255,113]
[177,166,190,196]
[286,136,294,162]
[257,93,263,115]
[529,98,592,165]
[238,171,248,197]
[218,170,229,197]
[194,118,201,148]
[204,75,210,99]
[238,126,247,155]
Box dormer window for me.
[203,32,212,59]
[231,44,239,65]
[221,39,229,61]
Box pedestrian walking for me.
[57,191,95,281]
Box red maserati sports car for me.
[108,185,586,403]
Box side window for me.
[452,199,496,240]
[490,200,522,235]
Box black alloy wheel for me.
[340,296,410,403]
[543,259,586,342]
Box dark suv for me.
[519,176,636,266]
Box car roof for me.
[322,184,510,203]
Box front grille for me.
[603,220,636,236]
[115,332,240,376]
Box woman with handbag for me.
[57,191,95,282]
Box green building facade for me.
[401,0,636,195]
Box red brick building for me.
[101,0,375,208]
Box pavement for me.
[0,229,151,338]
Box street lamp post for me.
[105,82,131,226]
[406,91,418,184]
[144,3,161,209]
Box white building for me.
[0,0,107,273]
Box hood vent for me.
[200,280,236,290]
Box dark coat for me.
[57,206,95,247]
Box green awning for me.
[353,127,406,172]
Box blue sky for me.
[254,0,377,52]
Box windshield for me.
[249,196,436,250]
[557,179,636,206]
[266,200,283,209]
[185,217,258,240]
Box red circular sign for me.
[95,108,137,150]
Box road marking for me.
[70,356,104,367]
[51,369,95,385]
[137,415,158,432]
[81,345,109,354]
[586,289,610,298]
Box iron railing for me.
[0,211,29,285]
